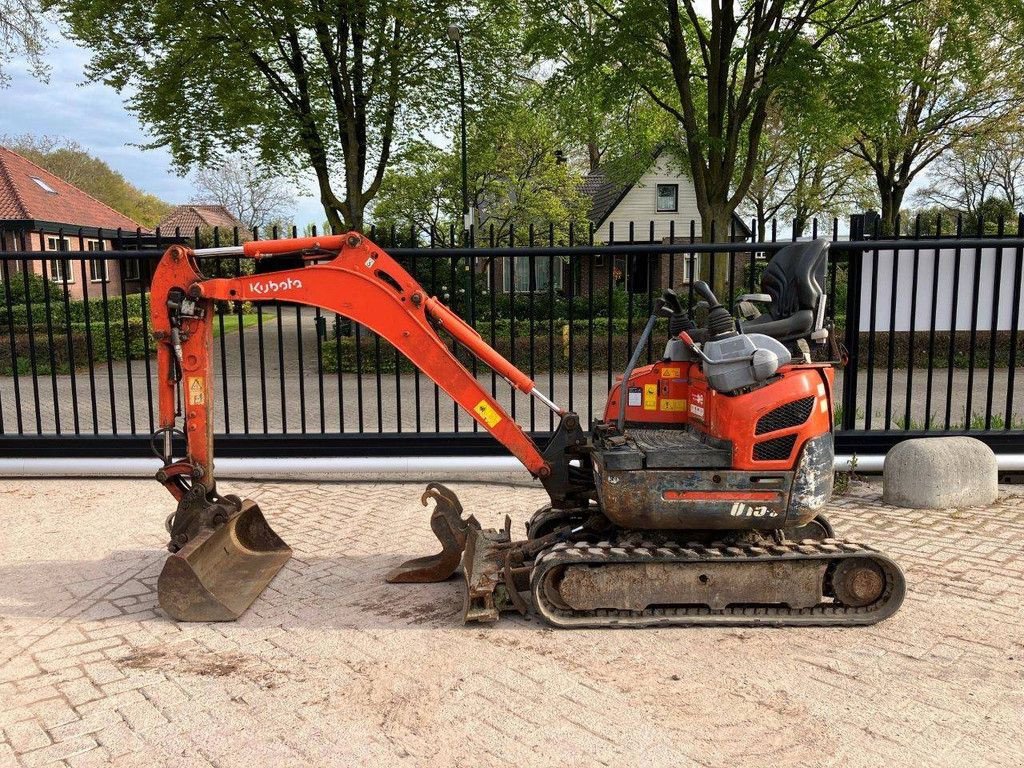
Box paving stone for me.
[1,478,1023,767]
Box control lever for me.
[691,281,736,338]
[692,280,720,308]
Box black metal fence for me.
[0,215,1021,459]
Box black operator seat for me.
[740,238,829,344]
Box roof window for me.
[30,176,57,194]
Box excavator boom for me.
[150,232,576,620]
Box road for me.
[1,477,1021,766]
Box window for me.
[502,255,564,293]
[123,258,141,281]
[86,240,108,283]
[681,254,699,284]
[656,184,678,213]
[45,236,73,283]
[30,176,57,194]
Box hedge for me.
[320,327,670,375]
[0,319,148,375]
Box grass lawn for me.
[212,313,260,337]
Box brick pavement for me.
[1,477,1022,767]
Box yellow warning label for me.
[660,398,687,412]
[661,367,681,379]
[473,399,502,428]
[643,383,658,411]
[187,376,204,406]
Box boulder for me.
[883,436,998,509]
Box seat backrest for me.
[761,239,828,325]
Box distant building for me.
[0,146,147,299]
[488,150,751,298]
[158,205,250,243]
[579,149,750,295]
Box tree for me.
[916,129,1024,216]
[525,0,902,299]
[745,97,873,239]
[523,1,668,174]
[838,0,1024,234]
[370,93,590,246]
[2,134,171,227]
[191,156,295,231]
[370,141,459,245]
[49,0,523,232]
[0,0,48,86]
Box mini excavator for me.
[150,233,905,627]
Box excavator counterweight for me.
[148,233,905,626]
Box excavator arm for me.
[148,232,587,621]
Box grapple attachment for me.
[157,499,291,621]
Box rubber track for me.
[530,538,906,628]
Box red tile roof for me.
[0,146,145,232]
[158,205,248,236]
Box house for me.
[158,205,250,244]
[0,146,148,299]
[578,149,751,296]
[492,149,751,298]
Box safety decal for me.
[690,391,705,420]
[187,376,205,406]
[628,388,642,407]
[473,399,502,428]
[661,367,681,379]
[643,384,658,411]
[660,398,687,412]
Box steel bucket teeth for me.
[386,483,480,583]
[157,500,291,621]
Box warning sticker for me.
[187,376,205,406]
[473,399,502,428]
[643,383,658,411]
[660,398,687,412]
[661,367,681,379]
[628,388,642,407]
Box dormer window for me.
[656,184,678,212]
[30,176,57,194]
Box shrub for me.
[0,319,149,375]
[0,271,64,311]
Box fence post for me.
[841,216,863,432]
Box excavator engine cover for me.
[158,499,291,621]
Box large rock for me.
[883,437,998,509]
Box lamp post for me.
[447,24,472,234]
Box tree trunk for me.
[587,142,601,172]
[700,205,733,300]
[877,181,906,236]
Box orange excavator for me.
[150,232,905,627]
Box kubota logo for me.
[248,277,303,295]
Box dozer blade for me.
[157,499,291,621]
[386,483,480,583]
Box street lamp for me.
[447,24,472,234]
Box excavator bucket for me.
[157,499,291,621]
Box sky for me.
[0,24,326,227]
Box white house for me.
[580,148,750,294]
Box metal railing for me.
[0,216,1021,459]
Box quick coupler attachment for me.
[386,483,480,584]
